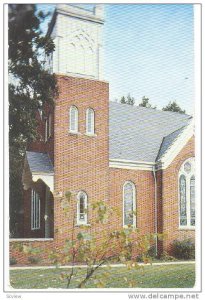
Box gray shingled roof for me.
[156,125,188,161]
[109,102,191,163]
[26,151,54,173]
[26,103,192,172]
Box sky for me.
[38,4,194,115]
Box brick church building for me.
[10,4,195,263]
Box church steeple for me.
[47,4,105,80]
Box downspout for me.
[152,165,158,257]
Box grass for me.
[10,263,195,289]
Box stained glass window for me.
[70,106,78,132]
[123,182,136,226]
[86,108,95,134]
[79,195,85,220]
[190,176,195,226]
[77,192,88,224]
[31,189,40,230]
[179,158,195,228]
[179,175,187,226]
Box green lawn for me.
[10,263,195,289]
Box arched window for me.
[86,108,95,135]
[31,189,40,230]
[69,106,78,133]
[179,175,187,226]
[123,181,136,227]
[179,157,195,228]
[190,176,195,226]
[77,191,88,225]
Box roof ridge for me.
[109,101,191,118]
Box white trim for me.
[84,133,97,137]
[9,261,195,270]
[48,113,52,138]
[32,171,54,176]
[109,159,155,171]
[56,5,104,24]
[76,191,88,225]
[159,119,194,169]
[55,72,109,83]
[69,105,79,133]
[178,157,195,230]
[45,118,48,142]
[110,158,154,165]
[86,108,95,135]
[123,181,136,228]
[31,189,41,230]
[32,174,54,193]
[178,227,195,231]
[9,238,54,242]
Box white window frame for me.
[77,191,88,225]
[123,181,136,228]
[178,157,195,229]
[48,113,52,138]
[31,189,41,230]
[69,106,79,133]
[86,108,95,135]
[45,118,48,142]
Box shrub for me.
[172,239,195,260]
[136,244,157,262]
[10,257,17,265]
[147,245,157,258]
[28,256,40,264]
[160,251,177,261]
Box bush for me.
[10,257,17,265]
[28,256,40,264]
[147,245,157,258]
[172,239,195,260]
[135,244,157,262]
[160,251,177,261]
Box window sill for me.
[85,133,97,137]
[75,223,91,227]
[178,227,195,231]
[123,225,137,229]
[69,131,81,136]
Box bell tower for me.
[48,4,104,80]
[48,4,110,241]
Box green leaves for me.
[120,93,135,105]
[9,4,58,236]
[64,191,72,201]
[92,201,110,224]
[81,232,92,241]
[162,101,186,114]
[139,96,156,109]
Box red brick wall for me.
[10,240,54,265]
[53,75,110,246]
[109,168,155,235]
[161,136,195,253]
